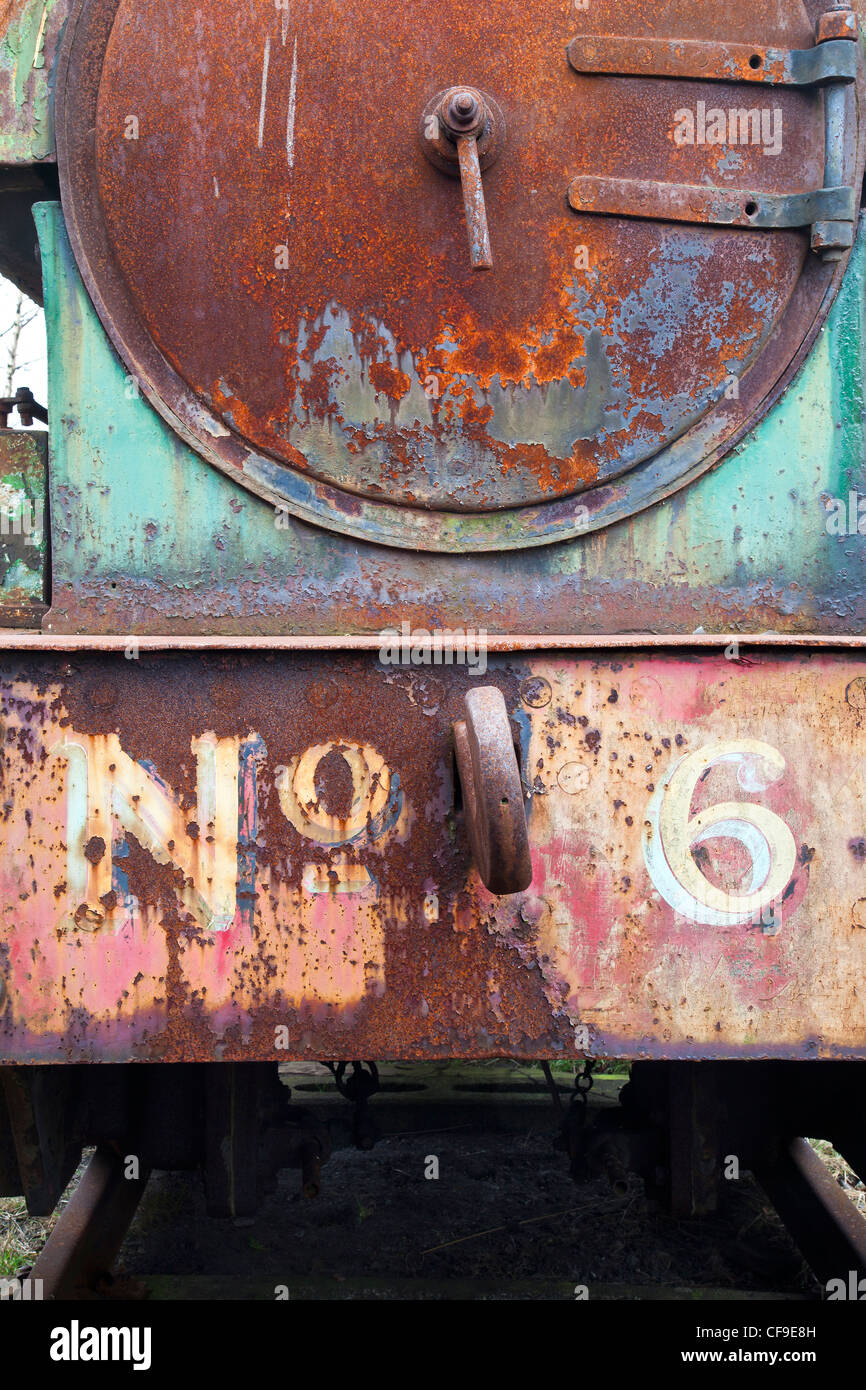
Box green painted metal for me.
[0,0,68,165]
[0,429,47,624]
[36,199,866,636]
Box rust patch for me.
[83,835,105,864]
[0,646,865,1064]
[54,0,862,547]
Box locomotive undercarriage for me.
[3,1059,866,1295]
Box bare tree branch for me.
[4,292,25,395]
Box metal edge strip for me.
[0,633,864,653]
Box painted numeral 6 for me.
[643,741,798,927]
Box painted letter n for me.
[55,731,266,931]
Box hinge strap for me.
[567,35,857,88]
[567,179,856,231]
[566,18,861,258]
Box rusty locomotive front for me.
[0,0,866,1296]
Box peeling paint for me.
[0,649,864,1062]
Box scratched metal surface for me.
[54,0,864,550]
[36,203,866,635]
[1,648,866,1064]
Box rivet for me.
[846,677,866,709]
[520,676,552,709]
[557,761,590,794]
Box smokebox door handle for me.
[421,85,506,272]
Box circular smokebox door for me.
[57,0,863,551]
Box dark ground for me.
[116,1073,823,1301]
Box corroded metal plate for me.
[0,432,47,626]
[0,0,68,165]
[2,647,866,1063]
[56,0,864,550]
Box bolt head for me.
[817,7,857,41]
[442,86,484,136]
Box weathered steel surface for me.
[567,179,857,229]
[0,0,67,296]
[821,8,861,42]
[0,0,68,164]
[1,648,866,1064]
[4,0,866,165]
[453,687,532,894]
[566,33,859,86]
[55,0,864,550]
[36,202,866,636]
[30,1145,150,1297]
[0,431,46,626]
[755,1137,866,1282]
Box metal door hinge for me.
[567,34,858,88]
[567,6,861,259]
